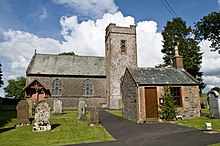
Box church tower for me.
[105,23,137,109]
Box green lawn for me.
[105,109,122,117]
[174,116,220,132]
[0,111,114,146]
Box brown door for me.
[145,87,158,119]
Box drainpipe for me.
[137,86,141,122]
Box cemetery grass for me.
[105,109,122,117]
[173,116,220,132]
[0,110,115,146]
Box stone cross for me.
[16,100,30,126]
[78,100,86,121]
[53,99,62,115]
[90,107,99,126]
[33,101,51,132]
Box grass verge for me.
[173,116,220,132]
[0,111,114,146]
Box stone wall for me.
[47,96,106,109]
[158,86,200,119]
[26,76,106,97]
[121,69,137,123]
[105,23,137,109]
[176,86,200,118]
[26,76,107,109]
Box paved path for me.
[68,110,220,146]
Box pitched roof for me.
[128,67,199,85]
[26,54,106,76]
[24,78,48,90]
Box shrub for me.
[160,86,176,120]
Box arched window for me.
[52,79,62,96]
[83,80,93,95]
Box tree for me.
[4,76,26,99]
[160,86,176,120]
[161,17,205,91]
[194,11,220,53]
[0,63,3,87]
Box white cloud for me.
[136,21,163,67]
[199,40,220,75]
[199,40,220,92]
[0,30,65,87]
[0,11,164,97]
[52,0,118,19]
[60,12,136,56]
[2,10,219,96]
[204,76,220,84]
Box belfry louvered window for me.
[120,40,126,54]
[52,79,62,96]
[83,80,93,95]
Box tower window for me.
[121,40,126,54]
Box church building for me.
[25,23,201,120]
[25,23,136,109]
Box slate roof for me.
[129,67,199,85]
[26,54,106,76]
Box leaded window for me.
[52,79,62,96]
[83,80,93,95]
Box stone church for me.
[25,23,201,120]
[25,23,136,109]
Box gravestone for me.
[208,90,220,118]
[26,98,33,116]
[16,100,30,126]
[33,101,51,132]
[78,100,86,121]
[90,107,99,126]
[53,99,62,115]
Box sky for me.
[0,0,220,97]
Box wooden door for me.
[145,87,158,119]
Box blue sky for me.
[0,0,220,96]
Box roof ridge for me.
[35,53,105,58]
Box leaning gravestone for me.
[53,99,62,115]
[78,100,86,121]
[33,101,51,132]
[16,100,30,126]
[90,107,99,126]
[208,90,220,118]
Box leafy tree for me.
[161,17,205,91]
[59,52,76,56]
[4,76,26,99]
[0,63,3,87]
[194,11,220,53]
[160,86,176,120]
